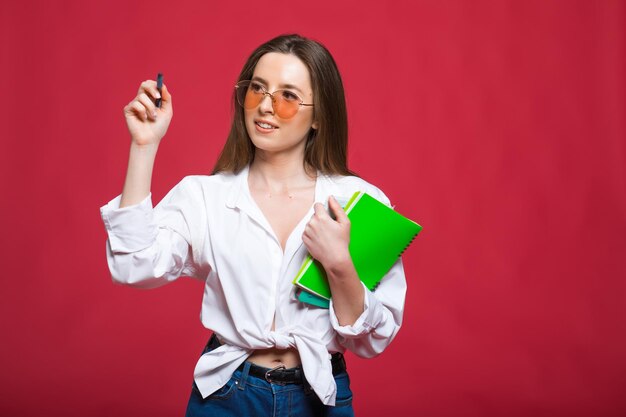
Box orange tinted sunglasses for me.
[235,80,314,119]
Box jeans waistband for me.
[204,333,347,385]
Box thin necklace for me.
[267,190,293,199]
[249,170,315,200]
[267,189,293,199]
[265,180,316,199]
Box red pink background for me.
[1,1,624,416]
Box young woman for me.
[100,34,407,417]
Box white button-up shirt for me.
[100,164,407,406]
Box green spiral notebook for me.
[293,191,422,307]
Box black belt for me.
[205,333,347,385]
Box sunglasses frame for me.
[235,80,314,119]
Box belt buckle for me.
[265,364,287,385]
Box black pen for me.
[156,73,163,108]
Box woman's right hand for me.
[123,79,173,146]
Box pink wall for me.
[1,1,624,416]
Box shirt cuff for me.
[328,282,385,338]
[100,193,158,253]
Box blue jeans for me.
[185,350,355,417]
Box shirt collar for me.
[224,164,249,210]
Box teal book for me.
[293,191,422,305]
[297,288,330,309]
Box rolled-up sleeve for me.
[328,258,407,358]
[100,177,208,288]
[101,194,158,253]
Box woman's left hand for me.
[302,196,351,269]
[304,196,365,324]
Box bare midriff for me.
[247,346,302,369]
[246,316,302,368]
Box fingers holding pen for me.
[126,82,172,119]
[158,83,172,112]
[138,80,160,101]
[124,77,173,146]
[149,85,173,116]
[137,93,158,120]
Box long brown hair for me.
[211,34,356,177]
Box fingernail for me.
[155,92,161,99]
[152,111,157,118]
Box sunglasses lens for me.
[245,93,262,110]
[273,96,298,119]
[235,81,259,109]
